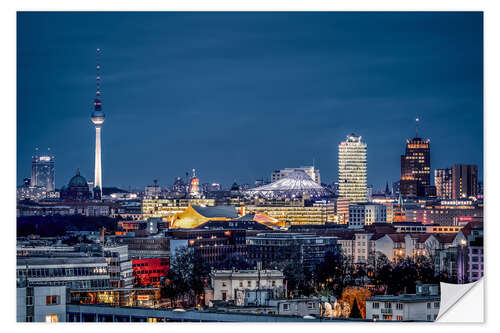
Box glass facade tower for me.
[338,134,367,203]
[31,150,55,192]
[400,137,431,197]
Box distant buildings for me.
[400,136,431,197]
[451,164,478,199]
[405,199,483,226]
[435,165,478,200]
[246,233,339,270]
[31,149,55,192]
[19,148,58,201]
[272,166,321,185]
[141,198,215,220]
[338,134,367,203]
[435,168,453,199]
[145,180,161,197]
[245,201,336,226]
[189,169,201,198]
[348,203,387,229]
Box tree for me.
[314,250,352,298]
[168,246,210,306]
[160,271,182,307]
[267,242,308,296]
[349,298,362,318]
[341,287,371,319]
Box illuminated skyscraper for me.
[90,48,105,198]
[338,134,367,203]
[31,147,55,191]
[452,164,478,199]
[400,118,431,197]
[435,168,453,199]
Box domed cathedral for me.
[60,169,92,201]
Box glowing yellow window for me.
[45,315,58,323]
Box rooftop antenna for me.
[96,48,101,100]
[415,117,420,137]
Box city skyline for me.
[17,12,483,189]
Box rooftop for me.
[245,170,331,199]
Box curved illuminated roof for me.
[171,205,238,229]
[244,170,331,199]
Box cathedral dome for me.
[68,169,88,187]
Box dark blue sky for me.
[17,12,483,190]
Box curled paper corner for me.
[436,279,484,323]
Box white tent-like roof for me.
[244,170,331,199]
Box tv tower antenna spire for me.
[96,48,101,99]
[415,117,420,137]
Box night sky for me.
[17,12,483,190]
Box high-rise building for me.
[400,120,431,197]
[31,148,55,192]
[271,166,321,185]
[435,168,453,199]
[452,164,478,199]
[90,48,105,199]
[338,134,367,203]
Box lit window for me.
[45,315,58,322]
[46,295,59,305]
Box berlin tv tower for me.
[91,48,105,198]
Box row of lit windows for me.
[17,266,108,278]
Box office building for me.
[16,257,111,289]
[132,258,170,287]
[246,233,339,270]
[145,180,161,197]
[271,166,321,185]
[452,164,478,199]
[245,202,336,226]
[338,134,367,203]
[400,127,431,197]
[435,168,453,199]
[31,148,55,192]
[102,245,134,288]
[348,203,388,229]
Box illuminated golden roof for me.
[170,205,238,229]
